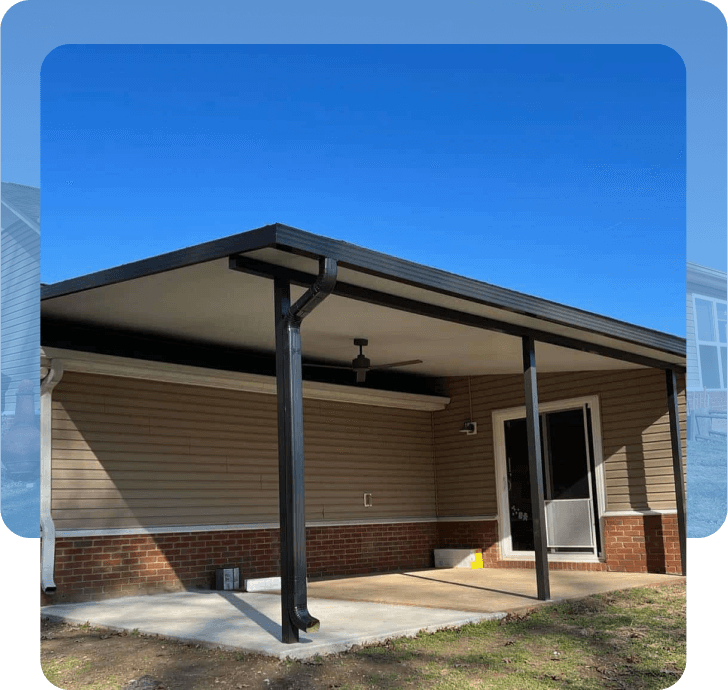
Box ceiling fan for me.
[303,339,423,383]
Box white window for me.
[693,294,727,390]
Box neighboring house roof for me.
[687,261,726,296]
[1,181,40,233]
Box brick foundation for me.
[603,514,682,574]
[43,521,439,604]
[436,520,500,566]
[41,514,682,605]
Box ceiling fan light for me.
[352,354,370,369]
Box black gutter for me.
[274,257,337,642]
[230,256,685,372]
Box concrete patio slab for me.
[41,568,684,659]
[41,590,503,660]
[300,568,685,613]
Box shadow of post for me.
[643,514,667,573]
[215,591,288,643]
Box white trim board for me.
[41,347,450,412]
[55,515,499,538]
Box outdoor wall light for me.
[460,420,477,435]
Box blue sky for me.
[40,44,686,334]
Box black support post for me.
[666,369,687,576]
[522,336,551,601]
[274,258,337,643]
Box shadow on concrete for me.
[215,591,296,644]
[401,572,539,602]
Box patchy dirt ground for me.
[41,582,686,690]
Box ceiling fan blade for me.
[302,363,352,370]
[369,359,423,370]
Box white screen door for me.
[502,403,600,556]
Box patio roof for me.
[39,224,688,635]
[41,223,685,378]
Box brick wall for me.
[43,521,439,604]
[436,520,500,566]
[499,515,682,574]
[603,514,682,574]
[41,515,682,604]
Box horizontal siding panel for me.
[51,372,436,530]
[50,368,687,531]
[53,515,278,530]
[52,486,434,508]
[433,370,687,516]
[50,433,433,454]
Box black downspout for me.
[666,369,687,576]
[274,257,337,643]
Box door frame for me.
[492,394,607,562]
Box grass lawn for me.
[41,581,685,690]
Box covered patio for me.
[40,223,687,645]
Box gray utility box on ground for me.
[216,566,240,590]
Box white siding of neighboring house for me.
[1,208,40,415]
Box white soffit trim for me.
[41,347,450,412]
[55,515,498,538]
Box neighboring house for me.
[39,225,687,628]
[1,182,40,416]
[686,261,727,438]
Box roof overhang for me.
[41,223,686,379]
[687,261,726,295]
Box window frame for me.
[692,293,728,391]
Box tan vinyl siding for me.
[52,367,686,531]
[51,372,436,531]
[433,369,687,516]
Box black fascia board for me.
[230,255,685,372]
[40,224,278,301]
[270,224,685,360]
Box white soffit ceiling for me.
[41,248,670,376]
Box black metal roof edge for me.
[271,224,686,359]
[40,224,278,301]
[40,222,685,360]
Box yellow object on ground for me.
[470,552,484,569]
